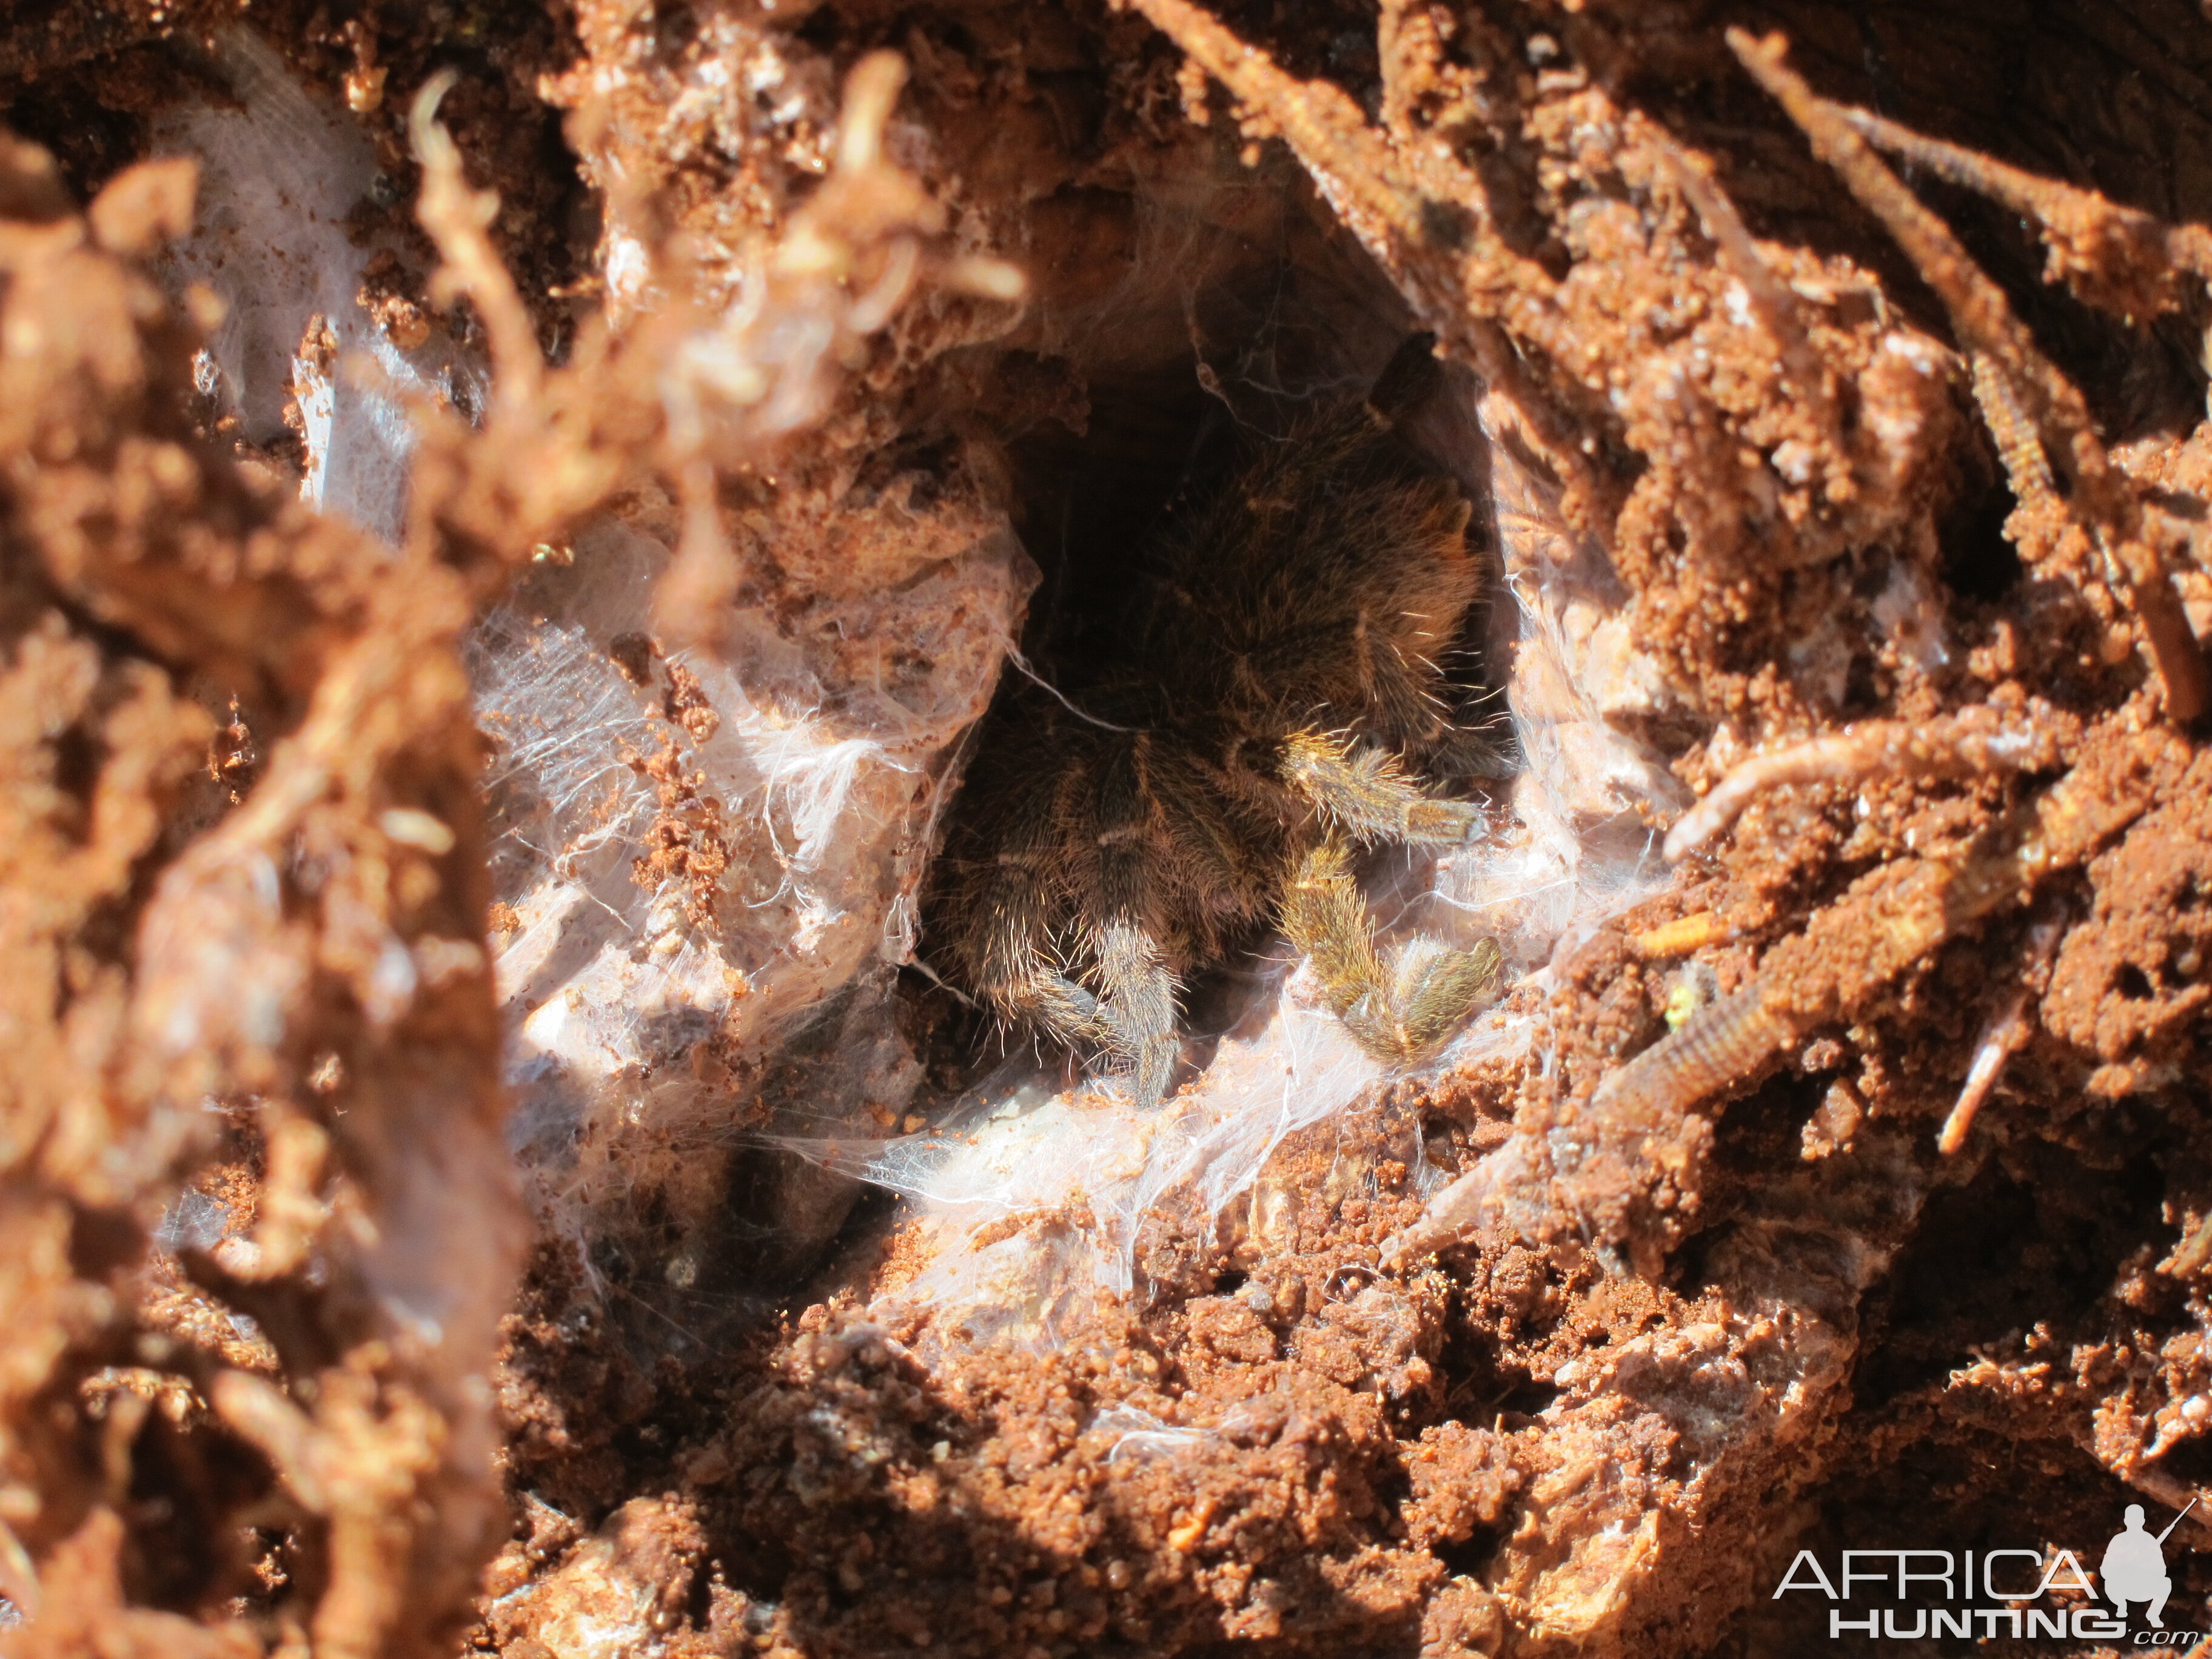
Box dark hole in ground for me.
[1489,1378,1562,1423]
[906,155,1509,1101]
[1939,475,2025,601]
[1432,1521,1510,1581]
[1855,1143,2170,1409]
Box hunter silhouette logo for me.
[2102,1499,2194,1626]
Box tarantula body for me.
[928,337,1503,1105]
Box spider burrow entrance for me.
[920,328,1509,1107]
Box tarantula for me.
[925,335,1503,1106]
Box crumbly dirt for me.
[5,2,2212,1658]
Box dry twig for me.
[1731,30,2212,725]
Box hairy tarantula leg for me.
[956,771,1116,1053]
[1075,735,1184,1106]
[1282,833,1393,1048]
[979,960,1112,1055]
[1030,972,1111,1050]
[1386,935,1504,1060]
[1282,833,1499,1064]
[1094,918,1179,1107]
[971,887,1111,1049]
[1148,749,1274,917]
[1281,729,1481,847]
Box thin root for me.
[1730,30,2212,725]
[1839,105,2212,313]
[1666,712,2060,863]
[1936,989,2030,1156]
[411,72,542,414]
[1936,911,2065,1154]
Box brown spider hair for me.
[925,333,1501,1104]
